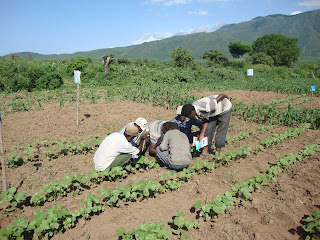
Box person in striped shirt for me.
[181,93,232,157]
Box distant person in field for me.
[145,120,168,156]
[181,93,232,157]
[157,122,192,170]
[119,117,148,147]
[172,105,203,144]
[93,125,147,171]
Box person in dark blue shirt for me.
[172,106,203,144]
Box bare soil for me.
[1,90,319,240]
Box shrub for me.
[246,52,274,66]
[35,72,63,90]
[65,55,92,77]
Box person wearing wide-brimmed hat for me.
[181,93,232,157]
[94,125,147,171]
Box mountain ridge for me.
[4,9,320,63]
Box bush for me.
[210,66,243,81]
[36,73,63,90]
[227,60,246,69]
[246,52,274,66]
[65,55,92,77]
[117,58,131,66]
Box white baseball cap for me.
[135,117,148,131]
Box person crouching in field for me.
[93,125,147,171]
[181,93,232,158]
[119,117,148,147]
[146,120,168,156]
[156,122,192,170]
[172,105,203,144]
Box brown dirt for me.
[0,90,319,240]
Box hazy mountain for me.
[4,9,320,63]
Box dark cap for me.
[181,104,195,116]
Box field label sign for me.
[74,70,81,84]
[247,69,254,76]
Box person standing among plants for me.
[181,93,232,158]
[157,122,192,170]
[93,125,147,171]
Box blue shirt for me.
[171,116,203,142]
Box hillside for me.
[4,9,320,63]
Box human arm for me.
[215,93,229,103]
[199,119,208,140]
[136,131,148,154]
[149,142,157,156]
[159,132,169,151]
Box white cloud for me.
[133,22,225,45]
[188,10,208,15]
[298,0,320,7]
[290,11,303,15]
[133,32,174,45]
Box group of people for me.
[93,93,232,172]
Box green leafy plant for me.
[169,210,200,239]
[301,211,320,240]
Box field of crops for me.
[0,88,319,240]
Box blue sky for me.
[0,0,320,56]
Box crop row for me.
[6,135,103,168]
[1,123,305,211]
[0,123,312,239]
[117,141,320,239]
[232,101,320,129]
[2,85,315,116]
[0,84,198,113]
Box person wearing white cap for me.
[94,125,147,171]
[172,105,203,143]
[119,117,148,147]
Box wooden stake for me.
[77,83,80,126]
[0,113,7,191]
[249,76,252,97]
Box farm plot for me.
[0,89,319,240]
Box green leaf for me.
[176,210,186,217]
[193,200,202,209]
[305,216,314,222]
[173,217,185,228]
[158,228,172,239]
[117,227,126,237]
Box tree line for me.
[0,34,318,93]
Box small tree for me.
[251,34,300,66]
[246,52,274,66]
[228,41,252,61]
[201,49,229,66]
[103,54,115,73]
[171,47,194,68]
